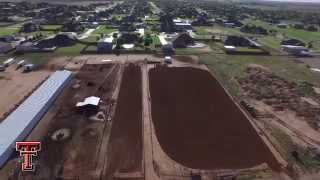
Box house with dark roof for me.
[0,35,16,43]
[225,36,260,47]
[62,21,84,32]
[97,37,114,53]
[37,33,77,48]
[0,42,14,53]
[20,22,39,33]
[281,39,305,47]
[172,33,195,48]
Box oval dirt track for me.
[149,66,280,170]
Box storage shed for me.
[0,70,72,168]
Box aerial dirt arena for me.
[149,66,280,171]
[104,64,143,180]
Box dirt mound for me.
[104,64,143,178]
[238,66,320,129]
[149,66,280,170]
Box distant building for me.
[172,33,195,48]
[174,22,193,32]
[0,42,14,53]
[224,36,260,47]
[38,32,77,47]
[281,45,312,57]
[20,22,39,33]
[97,37,114,53]
[62,21,84,32]
[118,23,136,32]
[16,42,38,52]
[281,38,305,47]
[160,14,175,33]
[277,23,288,29]
[0,35,16,43]
[159,35,174,55]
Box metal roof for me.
[0,70,72,167]
[76,96,100,107]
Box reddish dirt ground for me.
[149,66,280,170]
[104,64,143,179]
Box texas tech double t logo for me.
[16,142,41,172]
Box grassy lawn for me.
[41,25,62,31]
[82,36,99,43]
[200,53,320,97]
[258,36,281,50]
[0,27,19,36]
[54,43,86,56]
[16,53,52,65]
[93,25,117,35]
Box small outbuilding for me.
[76,96,101,115]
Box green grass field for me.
[55,43,86,56]
[0,27,18,36]
[93,25,117,35]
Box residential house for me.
[281,38,305,47]
[0,42,14,53]
[97,37,114,53]
[225,36,260,47]
[16,42,38,52]
[20,22,39,33]
[172,33,195,48]
[37,32,77,47]
[62,21,85,32]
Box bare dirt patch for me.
[0,66,50,121]
[149,66,280,170]
[104,64,143,179]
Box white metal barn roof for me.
[0,70,72,167]
[76,96,100,107]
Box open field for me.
[104,64,143,179]
[149,66,280,170]
[200,53,320,97]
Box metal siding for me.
[0,70,72,167]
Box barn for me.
[0,70,72,168]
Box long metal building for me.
[0,70,72,167]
